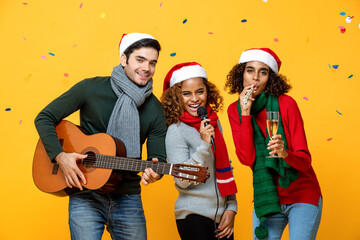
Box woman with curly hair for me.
[162,62,237,240]
[225,48,322,240]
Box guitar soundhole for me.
[83,151,96,169]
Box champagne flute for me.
[266,111,279,158]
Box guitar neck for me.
[93,154,172,175]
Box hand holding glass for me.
[266,111,279,158]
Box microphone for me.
[197,106,216,151]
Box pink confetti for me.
[22,3,28,5]
[303,97,308,101]
[19,120,22,125]
[41,56,47,59]
[327,138,332,141]
[64,73,69,77]
[73,44,77,47]
[274,38,279,42]
[338,26,346,33]
[23,36,26,41]
[160,2,163,7]
[208,32,214,34]
[79,3,83,9]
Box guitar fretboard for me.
[93,154,172,175]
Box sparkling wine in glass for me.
[266,111,279,158]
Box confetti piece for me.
[263,0,268,2]
[327,138,332,141]
[41,55,47,59]
[303,97,308,101]
[24,73,32,82]
[100,13,106,19]
[336,110,342,115]
[23,36,26,41]
[348,74,354,79]
[183,18,187,24]
[79,3,83,9]
[22,3,28,5]
[328,64,332,68]
[19,120,22,125]
[241,19,247,23]
[274,38,279,42]
[49,52,55,56]
[345,16,354,23]
[160,2,163,7]
[340,12,346,16]
[64,73,69,77]
[332,65,339,69]
[73,44,77,47]
[338,26,346,33]
[170,53,176,57]
[5,108,11,111]
[208,32,214,34]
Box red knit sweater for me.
[228,94,321,206]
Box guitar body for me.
[32,120,126,196]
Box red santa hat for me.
[239,48,282,74]
[163,62,208,92]
[118,33,156,57]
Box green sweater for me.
[35,76,167,195]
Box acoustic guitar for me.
[33,120,210,196]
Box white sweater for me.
[165,121,237,223]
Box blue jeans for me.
[69,191,147,240]
[252,197,322,240]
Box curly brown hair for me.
[161,78,223,126]
[224,63,292,96]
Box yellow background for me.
[1,0,359,239]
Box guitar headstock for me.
[170,163,210,183]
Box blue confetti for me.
[348,74,354,79]
[340,12,346,16]
[49,52,55,56]
[241,19,247,22]
[170,53,176,57]
[332,65,339,69]
[328,64,332,68]
[5,108,11,111]
[183,18,187,24]
[336,110,342,115]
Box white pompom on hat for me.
[239,48,282,74]
[118,33,156,57]
[163,62,208,92]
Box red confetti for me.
[64,73,69,77]
[208,32,214,34]
[338,26,346,34]
[327,138,332,141]
[274,38,279,42]
[22,3,28,5]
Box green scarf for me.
[237,92,298,239]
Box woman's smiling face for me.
[180,77,208,117]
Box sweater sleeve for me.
[165,124,212,188]
[225,193,238,213]
[280,96,312,172]
[145,98,167,164]
[227,102,256,167]
[34,80,87,161]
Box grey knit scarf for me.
[107,64,153,158]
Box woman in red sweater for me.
[225,48,322,240]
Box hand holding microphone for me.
[197,106,216,151]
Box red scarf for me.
[180,105,237,197]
